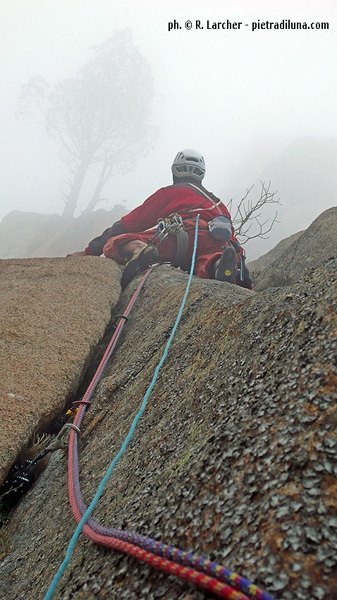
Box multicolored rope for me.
[69,419,273,600]
[77,516,250,600]
[84,526,271,600]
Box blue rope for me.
[43,215,200,600]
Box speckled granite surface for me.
[0,210,336,600]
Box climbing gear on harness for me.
[237,246,246,283]
[121,243,158,290]
[215,246,237,284]
[171,149,206,181]
[230,243,252,288]
[155,213,185,242]
[152,213,188,268]
[208,214,232,242]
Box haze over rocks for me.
[1,136,337,265]
[225,136,337,259]
[0,205,127,259]
[0,208,336,600]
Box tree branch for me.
[230,181,280,244]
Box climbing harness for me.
[43,216,274,600]
[152,213,188,268]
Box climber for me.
[67,149,252,290]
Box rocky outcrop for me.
[0,257,121,485]
[247,230,303,274]
[251,207,337,290]
[0,211,336,600]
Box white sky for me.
[1,0,337,255]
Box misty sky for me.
[1,0,337,256]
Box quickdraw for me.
[154,213,185,242]
[0,303,146,505]
[0,422,83,504]
[152,213,188,268]
[238,247,246,282]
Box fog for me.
[1,0,337,258]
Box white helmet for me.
[171,149,206,181]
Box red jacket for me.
[87,183,237,256]
[121,183,232,232]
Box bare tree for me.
[17,29,155,218]
[228,181,280,244]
